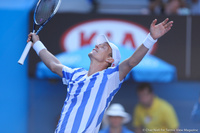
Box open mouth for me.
[93,49,98,52]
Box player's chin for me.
[88,52,92,58]
[88,51,95,56]
[88,52,97,59]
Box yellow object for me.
[133,97,179,133]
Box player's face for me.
[88,42,112,64]
[137,88,154,107]
[108,116,123,128]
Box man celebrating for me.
[28,18,173,133]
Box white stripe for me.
[107,70,122,93]
[62,66,76,85]
[85,82,109,132]
[56,84,78,132]
[78,72,104,132]
[84,74,112,132]
[85,70,122,132]
[62,78,69,85]
[71,69,87,81]
[57,68,85,132]
[95,124,101,133]
[64,79,90,133]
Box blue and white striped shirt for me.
[55,65,124,133]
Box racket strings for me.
[35,0,60,25]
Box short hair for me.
[137,83,153,93]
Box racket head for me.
[34,0,61,26]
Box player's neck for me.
[87,61,107,76]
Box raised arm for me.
[29,33,64,77]
[119,18,173,81]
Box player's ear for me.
[106,57,114,64]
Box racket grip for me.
[18,41,32,65]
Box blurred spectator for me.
[99,103,133,133]
[149,0,165,14]
[191,93,200,123]
[164,0,190,15]
[133,83,179,133]
[187,0,200,15]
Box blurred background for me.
[1,0,200,132]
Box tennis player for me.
[28,18,173,133]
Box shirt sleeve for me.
[105,65,125,93]
[62,66,77,85]
[107,65,124,82]
[163,104,179,129]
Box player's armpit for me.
[50,63,64,77]
[118,58,133,81]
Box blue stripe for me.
[55,83,74,133]
[55,95,68,132]
[58,69,86,132]
[71,73,99,133]
[96,82,123,126]
[59,81,85,132]
[62,68,85,82]
[73,68,86,79]
[74,68,85,74]
[84,70,111,131]
[66,83,74,100]
[106,66,119,75]
[74,74,85,81]
[68,70,86,93]
[62,70,73,81]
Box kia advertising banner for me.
[28,13,200,80]
[60,19,155,53]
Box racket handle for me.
[18,41,32,65]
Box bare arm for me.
[38,49,64,77]
[119,18,173,81]
[29,33,64,77]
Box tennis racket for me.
[18,0,61,65]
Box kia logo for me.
[61,19,157,54]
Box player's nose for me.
[95,44,99,49]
